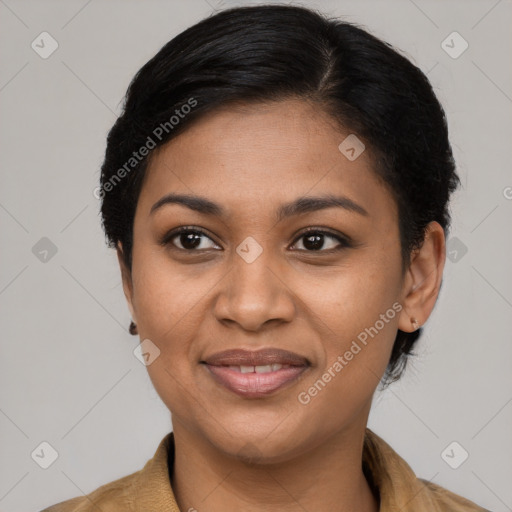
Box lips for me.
[201,348,310,399]
[202,348,309,367]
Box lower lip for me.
[203,364,308,398]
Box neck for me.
[170,418,379,512]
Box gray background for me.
[0,0,511,511]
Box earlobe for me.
[397,221,446,333]
[116,242,137,324]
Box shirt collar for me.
[362,428,443,511]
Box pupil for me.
[181,232,201,249]
[304,234,323,250]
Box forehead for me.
[137,99,396,223]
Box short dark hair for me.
[99,4,459,388]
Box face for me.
[119,98,440,462]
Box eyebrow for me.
[150,193,369,220]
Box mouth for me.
[200,348,310,399]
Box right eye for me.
[160,227,221,252]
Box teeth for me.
[227,364,286,373]
[255,365,272,373]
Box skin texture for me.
[117,98,446,512]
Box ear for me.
[116,242,137,324]
[397,221,446,333]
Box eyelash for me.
[159,226,352,254]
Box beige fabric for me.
[41,428,489,512]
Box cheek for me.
[295,290,400,427]
[312,253,402,333]
[298,253,402,393]
[131,247,207,338]
[129,247,225,394]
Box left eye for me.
[291,230,347,252]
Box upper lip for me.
[202,348,309,367]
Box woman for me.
[42,4,489,511]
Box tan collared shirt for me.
[41,428,489,511]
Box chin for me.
[202,419,308,466]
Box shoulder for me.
[419,478,492,512]
[39,471,138,512]
[363,428,490,512]
[39,432,175,512]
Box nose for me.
[213,243,296,332]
